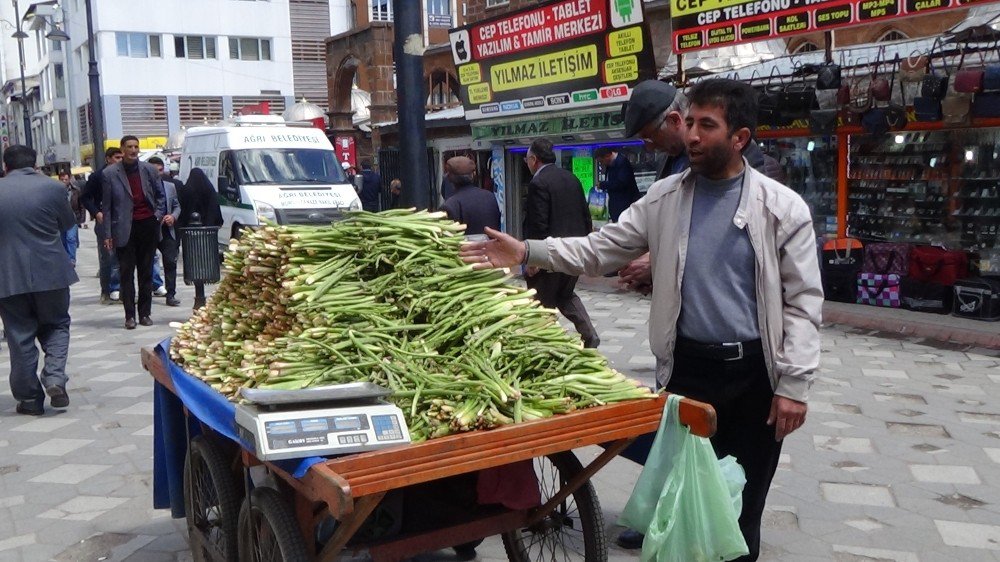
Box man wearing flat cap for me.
[441,156,500,236]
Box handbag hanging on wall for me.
[848,56,874,115]
[886,56,909,130]
[809,109,838,134]
[913,95,943,121]
[870,47,892,102]
[899,50,928,83]
[942,89,973,126]
[921,41,949,100]
[816,62,842,90]
[953,45,986,94]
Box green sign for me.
[471,109,625,141]
[572,156,595,191]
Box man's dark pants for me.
[117,217,159,320]
[663,348,783,562]
[0,288,71,407]
[158,227,180,299]
[526,271,599,347]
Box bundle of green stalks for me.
[171,210,653,441]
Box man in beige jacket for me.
[461,79,823,561]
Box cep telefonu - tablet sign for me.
[449,0,657,120]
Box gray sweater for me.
[677,172,760,343]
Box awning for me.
[2,76,40,99]
[370,105,466,129]
[946,5,1000,42]
[659,39,789,81]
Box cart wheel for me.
[501,452,607,562]
[238,487,309,562]
[185,435,241,562]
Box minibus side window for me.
[218,151,240,202]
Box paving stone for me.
[831,544,919,562]
[820,482,896,507]
[29,464,110,485]
[986,448,1000,464]
[18,438,93,457]
[911,465,981,484]
[0,534,35,552]
[934,520,1000,551]
[861,368,909,379]
[814,435,875,454]
[10,418,79,433]
[886,422,951,438]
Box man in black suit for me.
[102,136,165,329]
[522,139,599,348]
[0,145,79,415]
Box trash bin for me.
[181,215,221,285]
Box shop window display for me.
[759,137,838,238]
[848,130,1000,254]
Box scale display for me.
[236,402,411,461]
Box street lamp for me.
[10,0,33,149]
[84,0,105,171]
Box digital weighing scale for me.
[235,382,411,461]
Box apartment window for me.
[428,0,450,14]
[54,64,66,98]
[116,32,161,58]
[877,30,909,42]
[175,35,217,59]
[370,0,392,21]
[486,0,509,7]
[58,110,70,144]
[229,37,272,61]
[121,96,169,136]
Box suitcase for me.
[908,245,969,286]
[901,278,952,314]
[952,277,1000,321]
[862,242,912,277]
[822,238,863,303]
[857,273,902,308]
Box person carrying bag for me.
[619,395,749,562]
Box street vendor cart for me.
[143,344,716,562]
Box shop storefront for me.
[471,107,662,237]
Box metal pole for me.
[83,0,105,171]
[392,0,430,209]
[13,0,33,149]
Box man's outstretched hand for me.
[459,227,525,270]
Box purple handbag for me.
[857,273,902,308]
[862,242,912,277]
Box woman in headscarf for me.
[178,168,223,228]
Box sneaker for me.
[46,385,69,408]
[110,291,121,301]
[99,293,111,305]
[153,286,167,297]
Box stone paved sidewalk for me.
[0,233,998,561]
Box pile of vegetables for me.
[171,210,653,441]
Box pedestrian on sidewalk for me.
[177,168,223,228]
[358,159,382,212]
[461,79,823,562]
[522,138,600,349]
[81,147,123,304]
[102,136,166,329]
[59,170,84,266]
[617,79,787,297]
[148,157,182,307]
[0,145,79,415]
[594,147,641,223]
[441,156,500,236]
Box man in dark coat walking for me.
[0,145,79,415]
[441,156,500,236]
[522,139,600,348]
[358,159,382,212]
[595,147,641,222]
[102,135,165,329]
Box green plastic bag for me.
[619,395,749,562]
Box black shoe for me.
[453,539,483,561]
[46,385,69,408]
[16,401,44,416]
[99,293,111,305]
[166,297,181,307]
[616,529,644,550]
[125,318,137,330]
[139,316,153,326]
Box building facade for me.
[0,0,352,167]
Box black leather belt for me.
[675,337,763,362]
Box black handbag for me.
[816,63,842,90]
[921,41,949,100]
[886,57,908,130]
[862,107,890,136]
[972,91,1000,117]
[809,109,838,134]
[901,278,953,314]
[780,65,817,119]
[913,96,942,121]
[758,69,793,126]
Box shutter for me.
[189,36,204,59]
[179,97,224,127]
[120,96,168,137]
[77,104,91,145]
[289,0,331,109]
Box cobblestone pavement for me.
[0,233,998,561]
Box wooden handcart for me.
[142,347,716,562]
